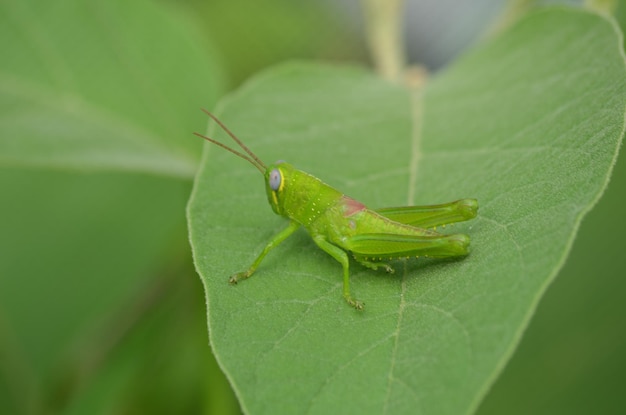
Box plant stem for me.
[584,0,617,15]
[361,0,406,82]
[486,0,534,37]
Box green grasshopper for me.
[195,109,478,310]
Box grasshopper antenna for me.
[194,109,266,173]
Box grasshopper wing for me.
[376,198,478,229]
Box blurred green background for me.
[1,0,624,414]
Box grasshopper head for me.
[264,161,294,217]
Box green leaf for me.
[0,169,190,412]
[476,135,626,413]
[0,0,224,177]
[0,0,230,412]
[188,8,625,414]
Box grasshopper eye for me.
[269,168,281,191]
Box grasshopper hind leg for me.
[346,232,471,261]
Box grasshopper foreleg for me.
[229,220,300,284]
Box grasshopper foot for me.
[228,271,252,285]
[344,295,364,310]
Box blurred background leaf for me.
[0,0,225,176]
[0,0,235,413]
[186,0,367,86]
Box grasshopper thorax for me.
[264,161,341,226]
